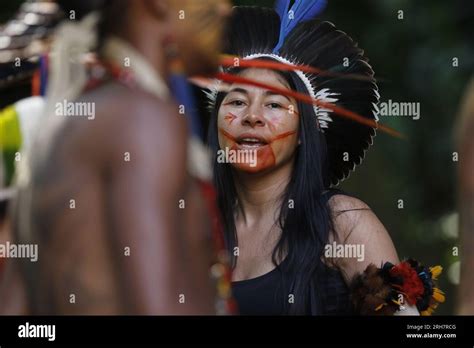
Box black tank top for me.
[231,190,354,315]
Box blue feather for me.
[39,55,48,96]
[273,0,327,53]
[169,73,203,140]
[274,0,291,20]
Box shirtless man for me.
[1,0,230,314]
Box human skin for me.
[216,67,418,315]
[218,69,299,174]
[0,0,231,315]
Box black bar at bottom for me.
[0,315,472,345]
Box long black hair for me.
[208,65,335,314]
[206,5,379,314]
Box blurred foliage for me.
[0,1,23,22]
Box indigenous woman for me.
[207,1,444,315]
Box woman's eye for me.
[228,100,246,107]
[267,103,282,109]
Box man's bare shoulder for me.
[73,82,188,164]
[91,83,179,121]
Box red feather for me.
[220,55,377,82]
[389,261,425,305]
[213,72,403,139]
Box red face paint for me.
[219,127,237,142]
[223,112,237,125]
[250,143,275,172]
[272,130,297,142]
[267,119,278,133]
[250,130,296,171]
[218,128,297,173]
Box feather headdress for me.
[206,1,381,186]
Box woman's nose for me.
[241,105,265,128]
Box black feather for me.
[212,6,379,186]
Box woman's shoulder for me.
[323,189,399,281]
[325,189,388,244]
[324,190,370,213]
[323,189,372,233]
[323,190,371,260]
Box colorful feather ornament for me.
[219,55,379,82]
[351,259,445,315]
[201,4,388,186]
[209,72,402,139]
[195,55,401,138]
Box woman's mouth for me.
[236,135,269,149]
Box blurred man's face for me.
[167,0,231,75]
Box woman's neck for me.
[233,161,293,228]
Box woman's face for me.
[217,68,300,174]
